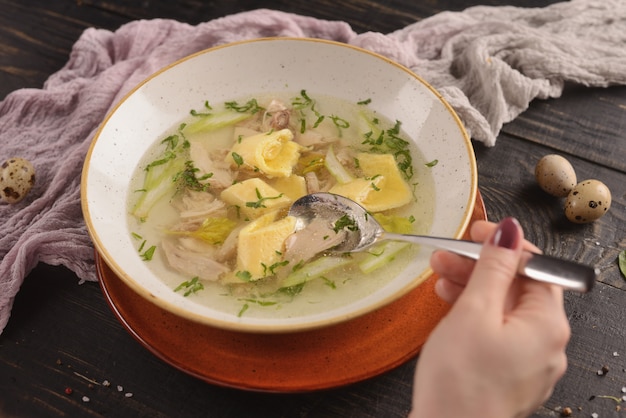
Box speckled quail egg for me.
[0,157,36,204]
[564,179,611,224]
[535,154,577,197]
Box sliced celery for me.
[357,110,383,140]
[184,110,253,135]
[324,144,354,184]
[131,157,186,221]
[280,256,352,289]
[358,241,411,274]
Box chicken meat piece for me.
[189,142,235,191]
[283,218,347,266]
[162,239,230,281]
[172,190,227,226]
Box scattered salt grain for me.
[82,396,90,403]
[622,387,626,393]
[102,380,111,387]
[591,413,599,418]
[117,385,123,392]
[613,352,619,357]
[125,392,133,398]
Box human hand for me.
[409,218,570,418]
[431,219,542,306]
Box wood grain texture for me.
[1,0,625,417]
[475,131,626,289]
[502,85,626,172]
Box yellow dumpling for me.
[226,129,302,178]
[267,175,307,201]
[236,212,296,280]
[327,177,383,209]
[329,153,412,212]
[220,178,292,219]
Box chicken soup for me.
[127,91,436,318]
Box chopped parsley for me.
[174,276,204,297]
[238,298,278,307]
[238,304,249,317]
[278,282,306,297]
[132,232,156,261]
[236,298,279,317]
[174,160,213,192]
[231,152,244,167]
[361,119,414,180]
[333,214,359,233]
[262,260,289,276]
[291,260,305,272]
[224,98,262,114]
[144,150,176,171]
[245,188,284,209]
[320,276,336,289]
[329,115,349,129]
[140,245,156,261]
[190,100,212,116]
[236,270,252,282]
[291,90,325,133]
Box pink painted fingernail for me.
[491,217,520,249]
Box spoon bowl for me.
[289,193,596,292]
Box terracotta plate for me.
[96,193,486,393]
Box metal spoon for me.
[288,192,596,292]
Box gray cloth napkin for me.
[1,1,625,334]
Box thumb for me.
[459,217,524,314]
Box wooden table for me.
[1,1,625,417]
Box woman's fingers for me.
[458,217,525,315]
[434,277,465,304]
[430,250,476,285]
[431,220,545,304]
[431,251,476,302]
[470,220,542,254]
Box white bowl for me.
[81,38,477,333]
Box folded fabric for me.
[1,1,626,334]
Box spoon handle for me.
[384,233,595,292]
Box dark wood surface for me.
[2,1,625,417]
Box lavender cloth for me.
[1,1,626,334]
